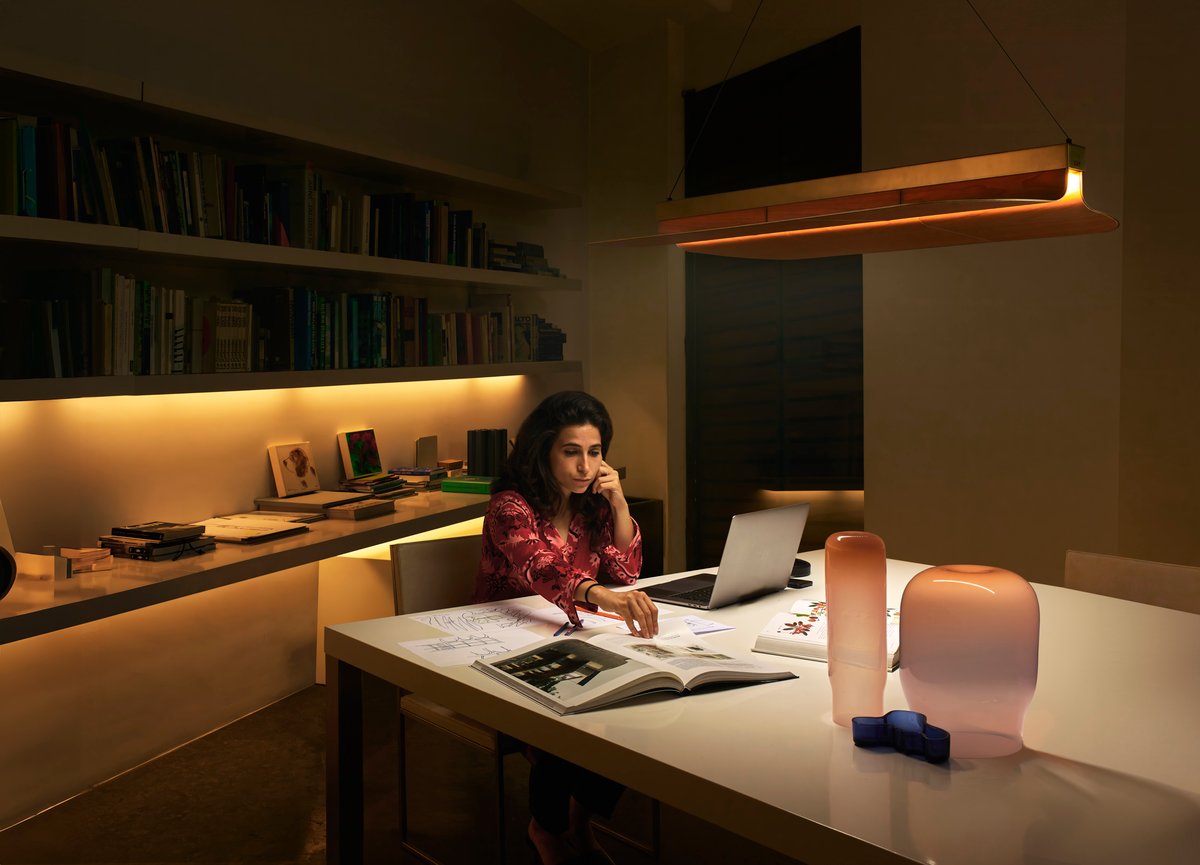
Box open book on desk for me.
[753,599,901,671]
[472,628,796,715]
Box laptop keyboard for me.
[671,585,714,604]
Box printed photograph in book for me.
[268,441,320,497]
[338,428,383,479]
[489,639,647,699]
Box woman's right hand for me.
[592,586,659,638]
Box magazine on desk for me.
[753,600,901,671]
[472,628,796,715]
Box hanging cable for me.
[665,0,765,201]
[964,0,1071,142]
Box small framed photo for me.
[268,442,321,497]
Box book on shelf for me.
[467,428,508,477]
[414,434,438,468]
[389,466,448,483]
[337,428,383,480]
[752,600,902,671]
[325,498,396,520]
[440,475,499,495]
[57,546,114,572]
[109,521,206,542]
[201,515,311,543]
[340,473,406,495]
[255,489,372,513]
[216,510,326,524]
[98,534,215,560]
[437,458,464,471]
[472,628,796,716]
[267,441,322,497]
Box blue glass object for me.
[852,710,951,763]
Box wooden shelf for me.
[0,360,582,402]
[0,491,491,644]
[0,215,582,293]
[0,61,581,210]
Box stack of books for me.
[340,471,409,498]
[389,466,447,491]
[99,521,215,561]
[58,546,114,572]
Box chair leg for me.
[494,748,508,865]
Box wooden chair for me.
[391,531,519,865]
[1064,550,1200,615]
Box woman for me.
[473,390,658,865]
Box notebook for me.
[644,503,810,610]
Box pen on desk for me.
[575,604,622,621]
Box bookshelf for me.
[1,61,584,393]
[0,30,590,833]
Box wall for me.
[587,23,688,569]
[1119,1,1200,566]
[858,0,1126,584]
[589,0,1167,585]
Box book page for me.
[476,635,671,711]
[588,629,789,688]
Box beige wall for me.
[588,0,1197,586]
[1119,1,1200,566]
[587,24,687,568]
[859,0,1126,584]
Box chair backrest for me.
[391,533,484,615]
[1064,550,1200,615]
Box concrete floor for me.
[0,683,800,865]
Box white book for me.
[472,628,795,716]
[753,599,901,671]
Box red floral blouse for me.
[472,489,643,626]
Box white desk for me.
[324,554,1200,865]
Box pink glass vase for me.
[899,565,1040,758]
[826,531,887,726]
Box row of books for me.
[0,115,564,276]
[487,240,563,277]
[0,269,566,379]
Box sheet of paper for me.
[399,627,544,667]
[414,603,567,635]
[682,615,735,635]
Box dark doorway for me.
[684,27,864,568]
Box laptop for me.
[644,502,810,610]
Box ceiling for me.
[512,0,731,53]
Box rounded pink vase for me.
[826,531,887,727]
[899,565,1039,758]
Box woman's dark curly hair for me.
[497,390,614,548]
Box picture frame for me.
[268,441,321,497]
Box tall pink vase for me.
[825,531,887,726]
[899,565,1039,758]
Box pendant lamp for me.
[596,142,1117,260]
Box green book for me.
[440,475,499,494]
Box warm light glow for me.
[1065,167,1084,196]
[340,517,485,559]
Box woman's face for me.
[549,423,603,499]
